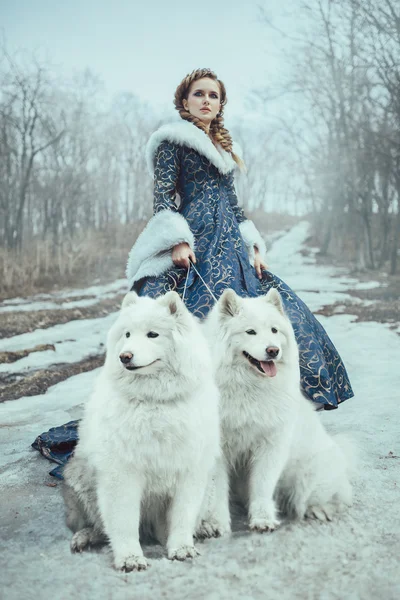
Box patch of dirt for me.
[315,299,400,330]
[379,451,399,460]
[314,251,400,288]
[49,294,97,305]
[0,294,125,339]
[312,261,400,331]
[1,293,98,306]
[346,282,400,303]
[0,344,56,364]
[0,354,105,403]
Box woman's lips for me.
[201,108,211,112]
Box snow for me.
[268,223,381,312]
[0,314,117,374]
[0,278,127,313]
[0,222,399,600]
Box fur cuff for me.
[126,210,195,288]
[239,220,267,265]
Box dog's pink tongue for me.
[260,361,277,377]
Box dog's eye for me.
[147,331,159,338]
[125,332,130,338]
[246,329,257,335]
[271,327,278,334]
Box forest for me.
[1,0,399,297]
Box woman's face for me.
[183,77,221,125]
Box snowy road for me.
[0,223,399,600]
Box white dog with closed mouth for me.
[62,291,221,572]
[204,287,354,532]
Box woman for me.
[33,68,353,476]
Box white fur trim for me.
[239,220,267,265]
[126,210,195,288]
[146,121,242,176]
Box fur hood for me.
[146,120,243,176]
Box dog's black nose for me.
[266,346,279,359]
[120,352,133,364]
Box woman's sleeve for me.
[225,171,247,224]
[153,140,181,214]
[225,172,268,264]
[126,139,195,289]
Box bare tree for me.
[257,0,400,272]
[0,46,63,250]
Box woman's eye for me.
[246,329,257,335]
[147,331,159,338]
[125,332,130,338]
[271,328,278,334]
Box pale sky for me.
[1,0,291,121]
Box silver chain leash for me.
[181,259,218,303]
[181,261,191,302]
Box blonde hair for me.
[174,68,245,171]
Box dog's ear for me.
[157,291,185,316]
[219,288,242,318]
[264,288,284,314]
[121,291,139,309]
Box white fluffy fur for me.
[146,120,243,176]
[125,210,195,289]
[203,288,354,532]
[239,220,267,264]
[62,291,221,571]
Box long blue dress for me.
[32,124,354,477]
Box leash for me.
[181,261,191,302]
[181,259,218,303]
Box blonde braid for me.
[210,114,232,153]
[174,68,245,171]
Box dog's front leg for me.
[196,457,231,539]
[167,472,207,561]
[97,471,148,572]
[248,434,290,532]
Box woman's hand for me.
[172,242,196,269]
[254,246,269,279]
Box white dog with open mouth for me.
[204,288,354,532]
[62,291,221,571]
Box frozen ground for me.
[0,279,126,313]
[0,223,399,600]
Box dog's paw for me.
[195,518,231,539]
[249,500,280,532]
[249,516,281,533]
[70,528,92,553]
[167,545,200,561]
[305,504,334,522]
[114,554,149,572]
